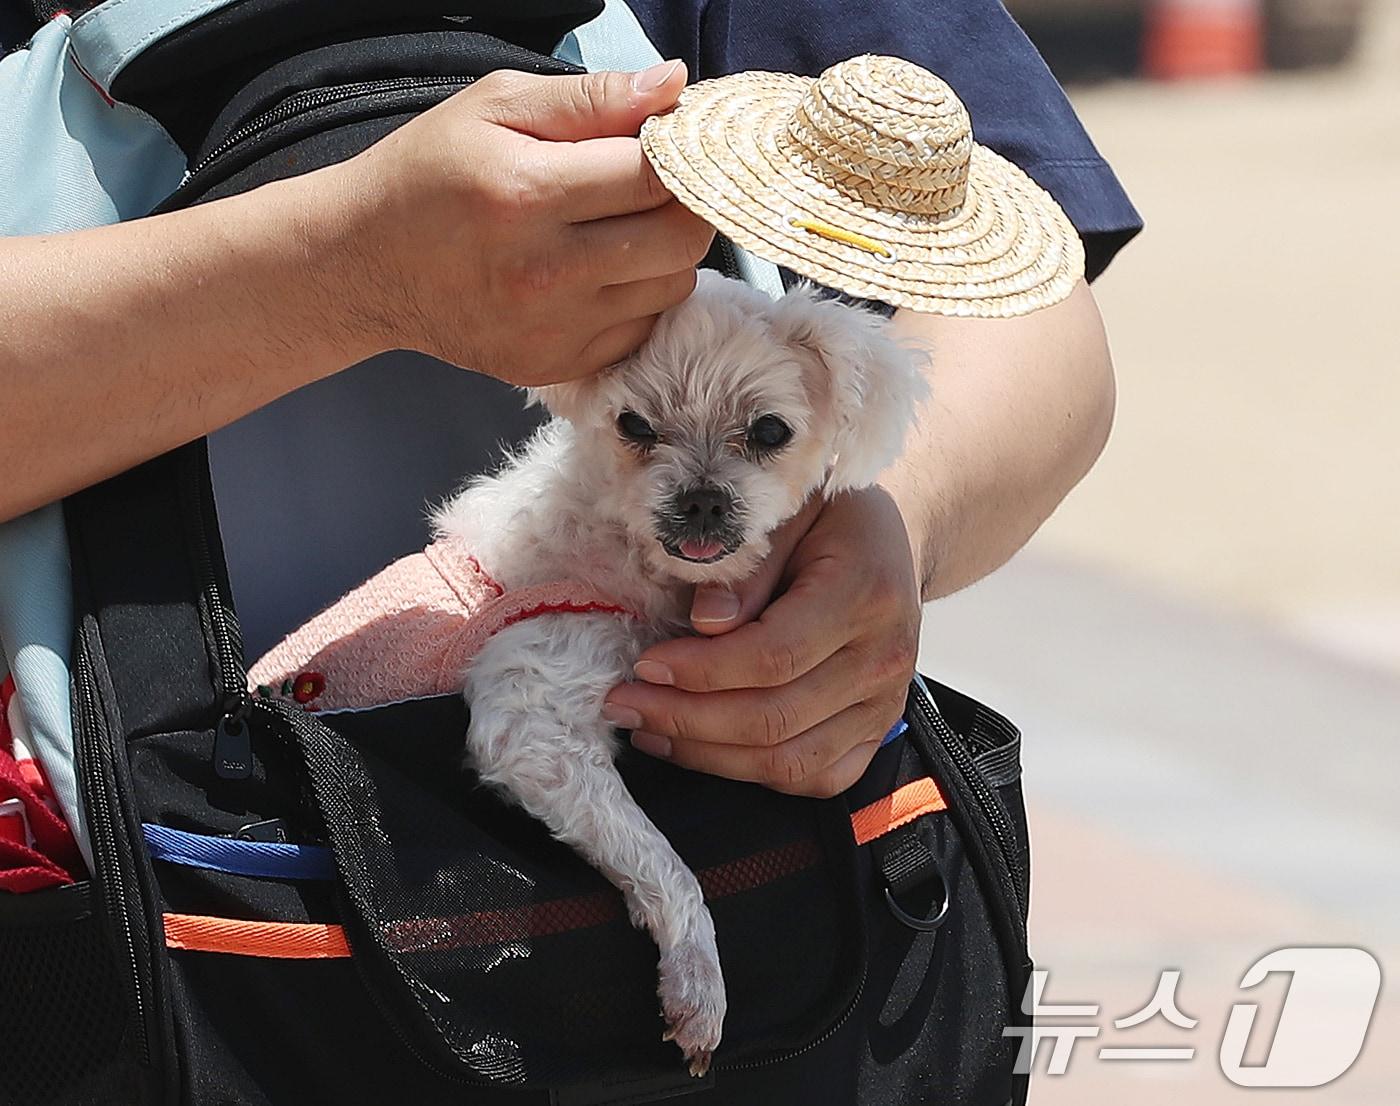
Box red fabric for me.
[0,676,84,892]
[0,810,24,847]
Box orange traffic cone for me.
[1143,0,1264,79]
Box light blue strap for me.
[0,509,83,867]
[557,1,786,301]
[1,17,190,871]
[143,824,335,881]
[1,17,186,232]
[69,0,245,90]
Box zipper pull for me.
[213,697,254,781]
[234,817,289,843]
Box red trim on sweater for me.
[493,599,633,637]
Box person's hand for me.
[602,488,923,798]
[326,61,713,384]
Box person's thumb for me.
[479,60,686,142]
[689,495,824,637]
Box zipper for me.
[179,448,254,781]
[74,636,152,1065]
[909,674,1031,1106]
[714,969,867,1073]
[715,236,743,282]
[909,675,1025,930]
[187,75,474,181]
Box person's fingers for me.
[634,557,853,693]
[605,643,866,748]
[596,270,697,327]
[572,201,713,284]
[535,137,674,222]
[631,698,893,796]
[577,313,661,373]
[797,739,884,800]
[689,495,823,636]
[473,62,686,142]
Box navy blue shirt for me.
[211,3,1142,658]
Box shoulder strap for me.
[559,0,786,301]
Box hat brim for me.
[640,71,1085,317]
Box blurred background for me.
[919,1,1398,1100]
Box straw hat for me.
[640,54,1085,317]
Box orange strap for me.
[849,777,948,846]
[164,912,350,959]
[164,777,948,958]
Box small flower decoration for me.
[291,672,325,705]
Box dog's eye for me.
[747,414,792,452]
[617,411,658,445]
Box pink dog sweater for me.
[248,540,636,713]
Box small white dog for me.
[438,271,927,1073]
[251,270,926,1071]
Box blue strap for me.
[143,824,334,881]
[881,719,908,747]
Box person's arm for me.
[604,281,1115,796]
[0,61,709,523]
[882,280,1115,599]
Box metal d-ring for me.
[883,879,951,933]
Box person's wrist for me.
[274,160,402,374]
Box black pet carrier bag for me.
[0,2,1034,1104]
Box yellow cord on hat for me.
[787,216,892,258]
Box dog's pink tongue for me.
[680,538,724,560]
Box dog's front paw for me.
[658,932,726,1077]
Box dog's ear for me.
[772,286,929,492]
[525,378,596,424]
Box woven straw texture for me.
[640,54,1085,317]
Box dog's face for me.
[532,272,927,585]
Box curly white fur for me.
[434,272,927,1074]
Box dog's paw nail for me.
[658,934,726,1072]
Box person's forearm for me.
[0,169,368,523]
[880,280,1116,600]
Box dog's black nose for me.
[676,486,732,532]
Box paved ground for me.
[916,18,1399,1101]
[918,556,1397,1102]
[1033,15,1400,675]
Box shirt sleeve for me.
[628,0,1142,281]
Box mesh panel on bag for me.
[0,888,135,1106]
[277,701,865,1088]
